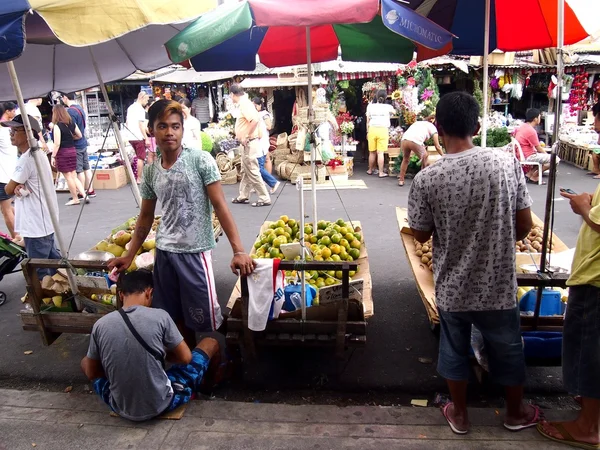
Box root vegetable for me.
[416,250,423,257]
[421,256,429,264]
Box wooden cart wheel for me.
[0,291,6,307]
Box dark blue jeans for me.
[24,233,62,279]
[438,307,526,386]
[257,155,278,189]
[563,285,600,399]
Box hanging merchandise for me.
[568,71,589,116]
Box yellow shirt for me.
[234,95,261,141]
[567,184,600,287]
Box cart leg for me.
[22,259,61,346]
[240,276,257,362]
[335,265,351,358]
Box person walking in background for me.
[514,108,558,184]
[0,103,18,239]
[178,98,202,150]
[126,91,150,183]
[230,84,271,207]
[537,102,600,449]
[398,116,444,187]
[366,89,395,177]
[253,97,279,194]
[144,99,158,164]
[51,105,87,206]
[192,89,211,130]
[2,115,62,279]
[408,92,539,435]
[62,92,96,199]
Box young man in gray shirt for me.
[408,92,539,434]
[81,270,219,421]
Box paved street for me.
[0,159,597,406]
[0,388,578,449]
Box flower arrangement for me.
[204,126,231,145]
[326,157,344,168]
[388,126,404,148]
[340,121,355,135]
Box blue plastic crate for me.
[519,289,565,316]
[522,331,563,359]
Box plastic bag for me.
[282,283,317,312]
[318,140,335,163]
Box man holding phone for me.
[538,103,600,448]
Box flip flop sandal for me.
[379,173,389,178]
[441,402,469,435]
[231,198,249,204]
[65,200,81,206]
[526,178,547,185]
[537,422,600,449]
[398,180,405,187]
[251,201,271,207]
[504,404,542,431]
[594,175,600,179]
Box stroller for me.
[0,233,27,306]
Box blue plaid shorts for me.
[93,349,210,417]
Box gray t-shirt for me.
[140,147,221,253]
[87,306,183,421]
[408,147,533,312]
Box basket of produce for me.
[287,150,304,164]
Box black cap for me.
[0,114,41,134]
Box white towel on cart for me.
[247,258,285,331]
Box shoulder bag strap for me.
[118,309,165,369]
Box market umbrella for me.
[0,0,218,298]
[165,0,455,321]
[165,0,453,222]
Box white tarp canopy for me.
[152,69,239,84]
[240,75,327,88]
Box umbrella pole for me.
[533,0,565,331]
[307,26,317,228]
[6,61,80,296]
[89,49,142,208]
[481,0,491,147]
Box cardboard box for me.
[93,166,128,190]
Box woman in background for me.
[366,89,395,177]
[51,105,87,205]
[178,98,202,150]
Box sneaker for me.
[270,181,281,194]
[87,190,97,198]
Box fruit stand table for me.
[225,220,373,358]
[19,219,224,344]
[396,207,569,332]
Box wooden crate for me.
[558,140,594,169]
[396,207,569,330]
[226,261,363,360]
[20,259,118,346]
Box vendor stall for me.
[396,207,570,331]
[20,215,223,344]
[225,217,372,357]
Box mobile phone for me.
[560,187,577,195]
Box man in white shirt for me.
[0,103,18,238]
[126,91,150,183]
[191,89,211,129]
[17,98,48,152]
[2,115,61,278]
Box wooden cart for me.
[396,207,569,331]
[225,220,373,358]
[20,225,224,345]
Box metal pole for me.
[89,48,142,207]
[306,26,318,226]
[6,61,79,295]
[533,0,564,330]
[481,0,491,148]
[297,177,306,321]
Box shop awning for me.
[240,75,327,88]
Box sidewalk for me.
[0,388,573,450]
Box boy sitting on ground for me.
[80,269,219,421]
